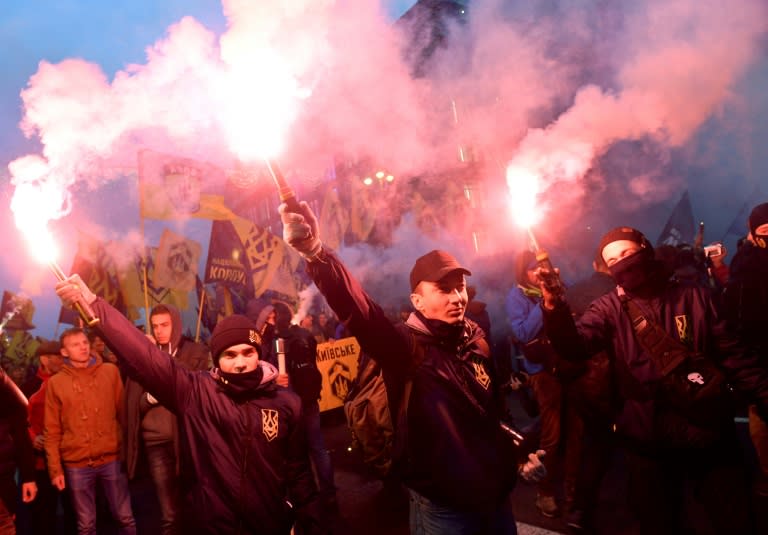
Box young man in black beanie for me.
[54,281,326,535]
[280,201,545,535]
[540,225,768,534]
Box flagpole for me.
[137,150,152,334]
[195,286,205,343]
[225,286,234,316]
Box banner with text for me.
[316,337,360,412]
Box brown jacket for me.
[44,359,124,479]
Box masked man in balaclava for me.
[540,226,768,535]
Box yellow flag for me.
[231,217,284,297]
[139,150,235,221]
[118,247,189,321]
[349,179,376,241]
[319,185,348,250]
[153,229,202,292]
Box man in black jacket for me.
[280,201,544,535]
[122,304,209,535]
[724,202,768,527]
[540,226,768,534]
[55,283,325,535]
[259,302,335,505]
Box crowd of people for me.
[0,200,766,535]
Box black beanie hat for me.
[597,227,652,264]
[210,315,262,365]
[749,203,768,236]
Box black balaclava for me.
[599,227,664,294]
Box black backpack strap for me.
[618,291,687,376]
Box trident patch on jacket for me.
[262,409,279,442]
[675,315,691,345]
[470,360,491,390]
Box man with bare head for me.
[45,328,135,534]
[122,304,209,534]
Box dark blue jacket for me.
[308,250,518,512]
[91,299,321,535]
[544,279,768,448]
[724,242,768,358]
[506,285,545,374]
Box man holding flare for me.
[279,199,545,535]
[537,226,768,534]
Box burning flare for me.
[10,166,100,326]
[505,163,543,229]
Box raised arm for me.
[55,276,198,413]
[280,202,411,370]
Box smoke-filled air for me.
[4,0,768,334]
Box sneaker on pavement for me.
[536,494,560,518]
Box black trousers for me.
[624,436,754,535]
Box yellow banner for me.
[153,229,202,292]
[316,337,360,412]
[138,150,235,221]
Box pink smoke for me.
[6,0,768,304]
[506,0,767,221]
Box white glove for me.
[279,201,322,261]
[519,449,547,482]
[55,274,97,307]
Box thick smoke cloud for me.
[6,0,768,336]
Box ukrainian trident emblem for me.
[471,361,491,390]
[262,409,279,442]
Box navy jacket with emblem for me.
[308,250,519,512]
[543,279,768,447]
[90,299,321,535]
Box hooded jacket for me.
[44,358,123,479]
[89,299,322,535]
[307,249,519,512]
[123,304,210,479]
[543,277,768,448]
